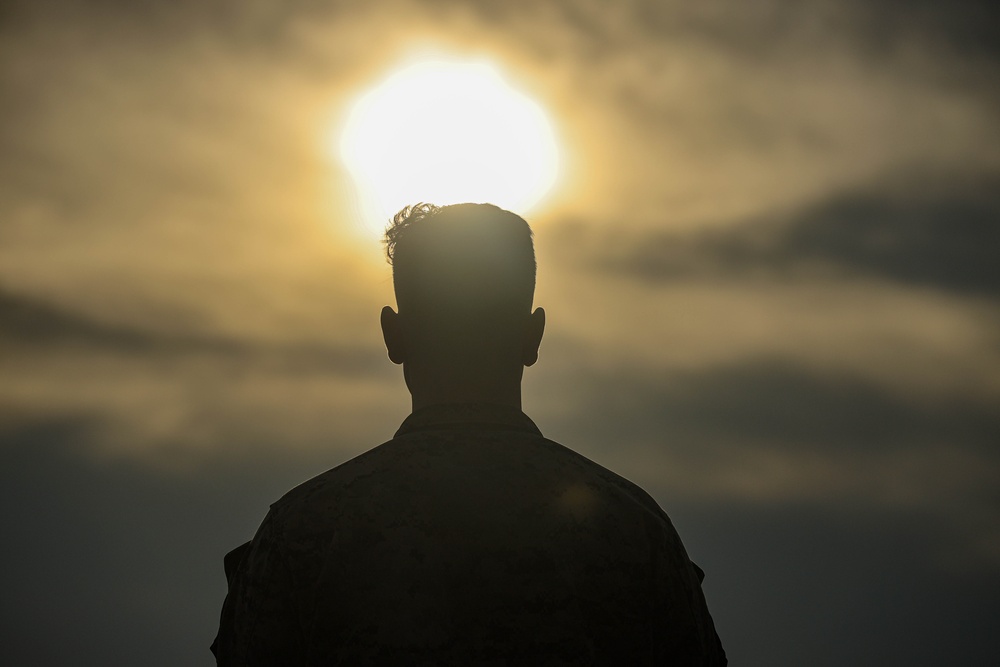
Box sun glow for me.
[339,58,560,234]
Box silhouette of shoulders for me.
[213,403,726,666]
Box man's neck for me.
[409,383,522,413]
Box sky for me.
[1,0,999,664]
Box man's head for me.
[380,203,545,407]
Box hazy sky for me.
[2,1,998,665]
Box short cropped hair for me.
[385,203,536,319]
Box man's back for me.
[213,404,726,665]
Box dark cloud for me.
[409,0,1000,66]
[552,359,1000,457]
[537,358,1000,521]
[7,0,998,64]
[0,285,160,349]
[856,0,1000,59]
[0,285,388,376]
[0,0,318,39]
[570,180,1000,298]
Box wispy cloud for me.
[560,178,1000,298]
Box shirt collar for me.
[394,403,543,438]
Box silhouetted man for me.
[213,203,726,665]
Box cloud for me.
[571,178,1000,298]
[0,285,387,372]
[0,285,406,465]
[854,0,1000,57]
[529,358,1000,575]
[540,359,998,495]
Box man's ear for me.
[522,307,545,367]
[380,306,406,365]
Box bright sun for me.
[339,58,560,234]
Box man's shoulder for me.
[266,437,400,521]
[268,426,671,538]
[533,435,673,521]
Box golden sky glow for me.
[338,57,560,233]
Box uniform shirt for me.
[212,403,726,665]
